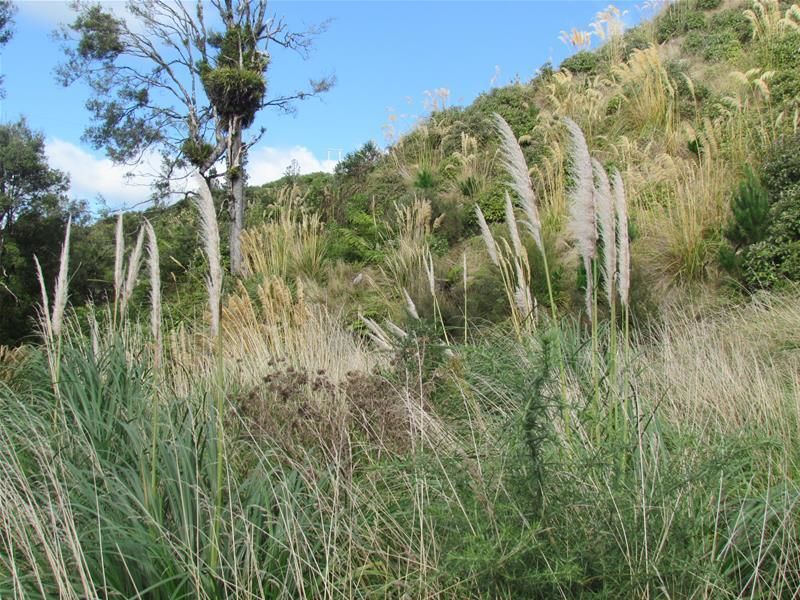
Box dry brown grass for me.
[637,291,800,446]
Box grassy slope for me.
[3,0,800,597]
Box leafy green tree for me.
[0,119,69,262]
[0,120,74,345]
[58,0,333,274]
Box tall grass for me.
[4,238,800,600]
[241,187,327,282]
[4,1,800,595]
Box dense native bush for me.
[683,28,743,61]
[560,50,600,75]
[656,5,708,42]
[762,133,800,200]
[723,135,800,289]
[695,0,722,9]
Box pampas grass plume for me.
[475,204,500,267]
[144,219,162,366]
[612,169,630,307]
[33,254,52,343]
[114,213,124,304]
[51,217,71,338]
[403,288,420,320]
[120,225,145,314]
[592,158,615,305]
[494,113,543,252]
[504,190,525,260]
[564,117,597,315]
[195,174,223,338]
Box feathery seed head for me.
[144,219,162,366]
[494,113,543,252]
[33,255,52,344]
[120,226,145,314]
[504,190,524,260]
[564,117,597,315]
[475,204,500,267]
[612,169,630,307]
[52,217,71,338]
[114,213,124,304]
[403,288,420,320]
[593,158,616,305]
[195,174,223,338]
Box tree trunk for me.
[227,124,245,275]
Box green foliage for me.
[201,67,266,126]
[465,263,511,323]
[757,31,800,103]
[325,194,387,263]
[657,3,747,46]
[620,26,652,59]
[72,5,124,61]
[334,141,382,180]
[468,84,540,141]
[0,120,74,345]
[414,167,437,190]
[475,181,508,223]
[741,190,800,288]
[762,133,800,200]
[656,5,703,42]
[180,138,216,168]
[695,0,722,9]
[684,10,708,31]
[200,25,269,126]
[708,8,752,44]
[724,135,800,289]
[684,29,743,61]
[726,166,771,248]
[560,50,600,75]
[0,340,332,598]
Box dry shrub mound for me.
[236,363,412,458]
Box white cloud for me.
[248,145,338,185]
[46,138,337,211]
[45,138,169,210]
[17,1,76,27]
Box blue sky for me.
[3,0,646,209]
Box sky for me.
[2,0,648,211]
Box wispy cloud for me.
[45,138,163,210]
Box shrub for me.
[469,85,540,140]
[621,26,652,58]
[757,31,800,102]
[695,0,722,9]
[685,11,708,31]
[655,5,685,42]
[762,133,800,201]
[735,135,800,289]
[466,263,511,323]
[475,180,508,223]
[560,50,600,75]
[684,29,743,61]
[726,166,771,248]
[655,6,707,42]
[708,9,752,43]
[742,238,800,289]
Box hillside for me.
[3,0,800,597]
